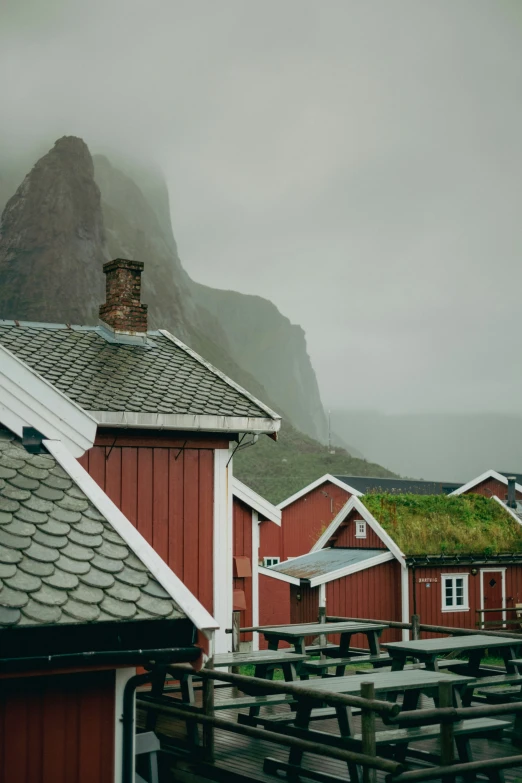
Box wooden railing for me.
[476,606,522,630]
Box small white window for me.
[263,557,280,567]
[442,574,469,612]
[355,520,367,539]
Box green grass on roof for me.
[361,493,522,556]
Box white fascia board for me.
[89,410,279,435]
[311,496,406,565]
[159,330,281,423]
[0,344,96,458]
[277,474,362,511]
[232,477,281,525]
[311,497,357,552]
[258,566,300,585]
[450,469,522,497]
[309,551,395,588]
[45,439,218,634]
[492,495,522,527]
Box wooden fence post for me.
[202,657,215,763]
[439,680,454,783]
[411,614,420,641]
[232,611,241,652]
[361,681,377,783]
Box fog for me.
[2,0,522,422]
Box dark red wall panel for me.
[333,511,386,549]
[0,670,115,783]
[233,498,254,641]
[463,478,522,501]
[81,434,215,613]
[280,481,351,559]
[258,575,291,649]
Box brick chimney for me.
[99,259,148,334]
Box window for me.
[442,574,469,611]
[263,557,280,568]
[355,520,367,539]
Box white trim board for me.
[492,495,522,527]
[45,439,218,634]
[89,410,279,435]
[251,510,260,651]
[277,474,362,510]
[311,496,406,566]
[0,344,97,458]
[450,469,522,497]
[258,566,300,585]
[159,330,281,423]
[232,478,281,525]
[214,447,234,653]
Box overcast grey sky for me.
[2,0,522,415]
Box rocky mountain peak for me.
[0,136,107,323]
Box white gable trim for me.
[233,478,281,525]
[159,330,281,424]
[0,344,96,458]
[309,551,395,588]
[492,495,522,527]
[45,439,218,635]
[450,469,522,497]
[258,565,300,585]
[311,496,406,566]
[277,474,362,510]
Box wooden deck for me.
[137,686,522,783]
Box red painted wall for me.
[462,478,522,501]
[259,518,282,560]
[233,497,253,642]
[258,575,291,649]
[286,561,403,647]
[278,481,352,560]
[79,430,222,613]
[410,564,522,637]
[333,511,387,549]
[0,670,115,783]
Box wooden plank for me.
[214,651,307,667]
[387,634,520,655]
[262,622,386,639]
[168,446,184,577]
[183,449,200,598]
[198,449,214,614]
[152,448,169,563]
[88,445,106,490]
[137,447,153,544]
[104,445,122,508]
[121,446,138,528]
[287,669,473,695]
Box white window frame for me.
[441,573,469,612]
[355,520,367,539]
[263,556,280,568]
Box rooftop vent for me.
[99,259,148,335]
[507,476,517,509]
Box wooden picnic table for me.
[386,634,522,675]
[261,621,387,657]
[264,669,503,783]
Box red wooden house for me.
[0,344,216,783]
[451,469,522,504]
[261,492,522,644]
[0,259,281,652]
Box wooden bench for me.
[302,653,391,677]
[214,693,294,711]
[473,674,522,702]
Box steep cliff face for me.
[0,137,107,323]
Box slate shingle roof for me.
[0,428,184,628]
[0,322,276,420]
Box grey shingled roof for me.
[0,322,276,420]
[335,476,461,495]
[0,428,184,628]
[270,548,382,580]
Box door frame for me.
[480,567,506,628]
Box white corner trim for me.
[0,344,97,458]
[159,330,281,423]
[318,583,326,608]
[114,667,136,783]
[492,495,522,527]
[44,439,218,633]
[252,510,260,651]
[258,566,301,585]
[88,410,279,435]
[308,551,395,588]
[450,469,522,497]
[312,496,406,566]
[277,474,362,510]
[233,477,281,525]
[214,447,234,653]
[401,564,410,641]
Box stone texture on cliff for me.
[0,137,108,323]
